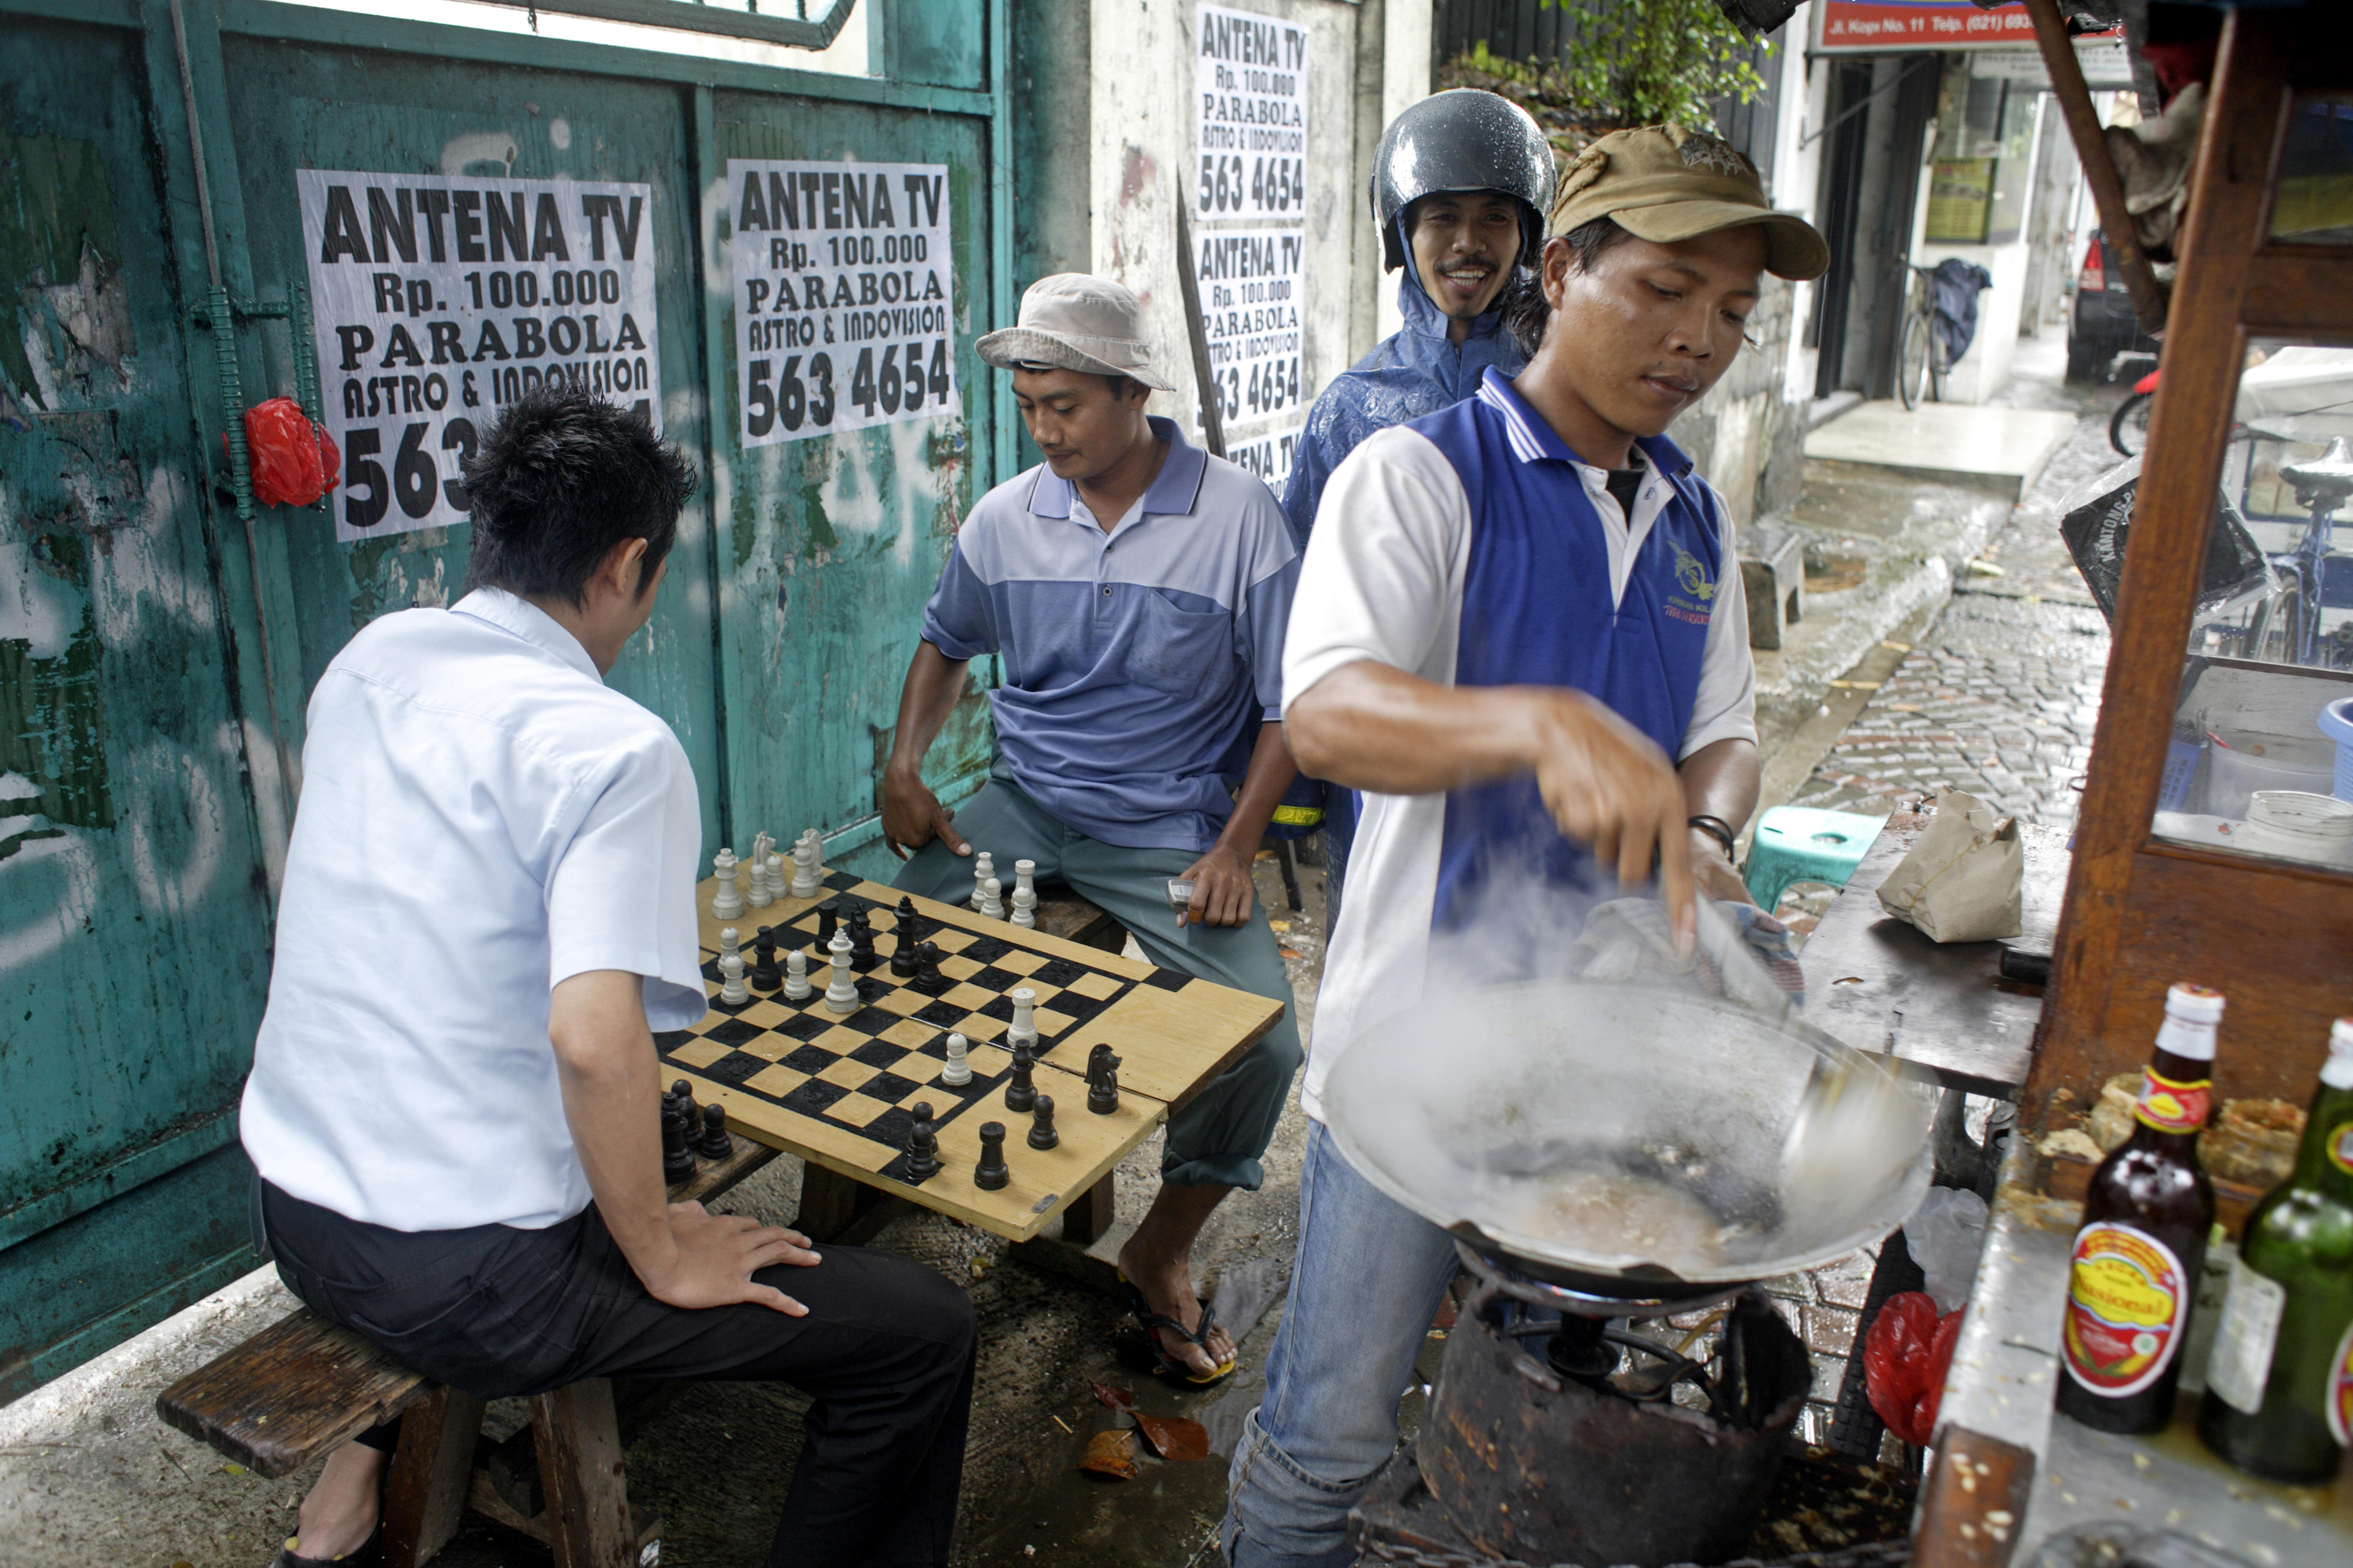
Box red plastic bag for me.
[1863,1290,1964,1446]
[228,397,339,508]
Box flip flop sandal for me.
[269,1527,380,1567]
[1118,1273,1239,1389]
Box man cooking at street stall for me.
[1221,125,1830,1567]
[1278,88,1555,913]
[881,273,1304,1386]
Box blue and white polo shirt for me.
[922,416,1298,853]
[1282,368,1757,1120]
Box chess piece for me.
[1013,858,1037,908]
[694,1102,732,1159]
[979,876,1005,921]
[791,829,822,899]
[941,1032,972,1086]
[718,949,749,1006]
[1028,1093,1058,1151]
[974,1122,1009,1190]
[890,897,924,977]
[762,852,785,908]
[751,927,780,991]
[824,929,859,1013]
[711,848,743,919]
[661,1097,696,1183]
[719,925,741,960]
[784,948,812,1001]
[904,1103,942,1183]
[969,851,995,911]
[1004,1043,1038,1113]
[1009,883,1036,929]
[746,850,771,909]
[666,1079,696,1127]
[915,940,945,995]
[1007,987,1039,1054]
[816,896,842,947]
[1087,1044,1122,1115]
[848,910,877,972]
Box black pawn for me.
[915,940,946,994]
[1028,1093,1058,1151]
[750,927,780,990]
[667,1078,697,1123]
[848,910,878,972]
[694,1102,732,1159]
[974,1122,1009,1190]
[815,896,842,946]
[661,1099,696,1183]
[1087,1045,1122,1115]
[1004,1043,1038,1113]
[904,1102,942,1183]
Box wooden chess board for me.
[662,869,1284,1240]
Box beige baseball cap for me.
[976,273,1176,391]
[1549,124,1829,282]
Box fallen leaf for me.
[1081,1429,1140,1479]
[1278,948,1304,960]
[1091,1381,1136,1412]
[1268,920,1291,932]
[1133,1411,1211,1462]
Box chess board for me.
[660,869,1284,1241]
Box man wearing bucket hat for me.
[882,274,1304,1385]
[1279,88,1557,921]
[1221,126,1828,1566]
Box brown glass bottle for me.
[2057,983,2221,1434]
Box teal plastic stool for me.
[1744,806,1888,914]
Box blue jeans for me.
[1221,1122,1460,1567]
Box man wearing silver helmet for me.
[1280,89,1557,919]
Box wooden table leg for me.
[796,1160,884,1240]
[379,1384,485,1568]
[530,1379,635,1568]
[1059,1173,1119,1246]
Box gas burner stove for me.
[1363,1242,1817,1568]
[1456,1239,1749,1321]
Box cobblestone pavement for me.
[1787,351,2126,832]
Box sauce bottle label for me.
[2327,1120,2353,1179]
[2329,1320,2353,1449]
[2203,1257,2285,1414]
[2064,1221,2191,1397]
[2134,1069,2212,1134]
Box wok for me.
[1322,979,1934,1296]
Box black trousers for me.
[261,1182,975,1567]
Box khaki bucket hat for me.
[1549,124,1829,282]
[976,273,1176,391]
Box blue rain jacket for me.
[1278,239,1531,553]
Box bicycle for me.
[2241,435,2353,668]
[1897,265,1958,411]
[2109,366,2159,456]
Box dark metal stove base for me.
[1348,1446,1917,1568]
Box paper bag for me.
[1877,792,2022,943]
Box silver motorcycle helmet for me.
[1370,89,1557,273]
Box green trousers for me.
[891,779,1302,1190]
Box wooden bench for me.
[158,1139,775,1568]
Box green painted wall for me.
[0,0,1011,1397]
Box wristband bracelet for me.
[1688,815,1738,863]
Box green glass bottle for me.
[2197,1017,2353,1484]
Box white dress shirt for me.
[241,588,706,1230]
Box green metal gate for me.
[0,0,1013,1397]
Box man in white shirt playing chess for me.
[241,385,975,1568]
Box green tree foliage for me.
[1451,0,1767,142]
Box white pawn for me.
[1010,882,1036,929]
[824,929,859,1013]
[765,852,786,907]
[1007,987,1038,1053]
[784,948,811,1001]
[718,925,741,963]
[969,851,995,911]
[979,875,1005,920]
[719,949,749,1006]
[790,830,821,899]
[711,848,744,920]
[941,1031,972,1087]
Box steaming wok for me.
[1322,980,1934,1296]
